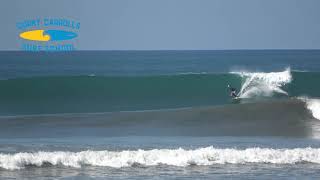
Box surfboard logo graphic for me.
[17,18,80,51]
[19,29,78,42]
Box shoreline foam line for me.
[1,147,320,170]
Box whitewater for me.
[230,68,319,121]
[232,68,292,98]
[1,147,320,170]
[303,98,320,120]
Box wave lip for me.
[1,147,320,170]
[231,68,292,98]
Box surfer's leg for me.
[232,92,238,97]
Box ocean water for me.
[1,50,320,179]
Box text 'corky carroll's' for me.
[17,18,80,51]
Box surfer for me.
[227,85,238,98]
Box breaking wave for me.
[232,68,292,98]
[300,97,320,120]
[307,99,320,120]
[1,147,320,170]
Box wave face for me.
[0,99,317,138]
[0,69,319,115]
[1,147,320,170]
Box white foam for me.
[231,68,292,98]
[300,97,320,120]
[1,146,320,170]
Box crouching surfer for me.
[227,84,238,98]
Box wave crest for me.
[232,68,292,98]
[299,97,320,120]
[1,147,320,170]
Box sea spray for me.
[232,68,292,98]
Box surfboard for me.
[232,96,241,100]
[231,98,241,104]
[232,96,241,103]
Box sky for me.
[1,0,320,50]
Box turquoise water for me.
[0,71,320,115]
[1,50,320,179]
